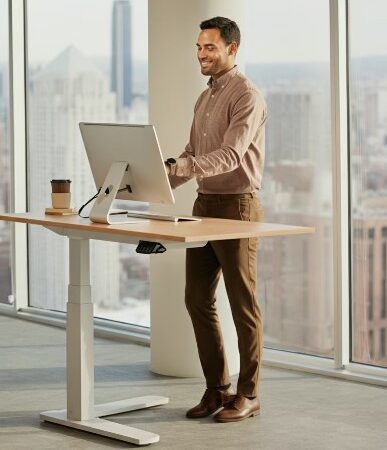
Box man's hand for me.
[164,158,177,175]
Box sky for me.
[0,0,387,65]
[26,0,148,63]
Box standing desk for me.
[0,212,313,446]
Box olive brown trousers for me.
[185,192,263,398]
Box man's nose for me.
[198,48,207,59]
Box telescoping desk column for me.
[0,212,313,446]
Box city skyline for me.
[1,0,386,65]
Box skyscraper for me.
[28,45,120,311]
[111,0,133,112]
[251,76,334,356]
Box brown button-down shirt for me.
[169,66,267,194]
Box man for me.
[165,16,266,423]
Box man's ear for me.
[228,42,238,56]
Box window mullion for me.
[8,0,28,310]
[330,0,350,368]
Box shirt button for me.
[221,85,224,88]
[206,113,209,117]
[203,133,207,136]
[211,94,214,98]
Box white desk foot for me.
[41,396,169,446]
[95,395,169,417]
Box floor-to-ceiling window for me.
[246,0,334,357]
[0,0,12,305]
[349,0,387,367]
[0,0,382,381]
[26,0,150,326]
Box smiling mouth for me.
[201,61,211,68]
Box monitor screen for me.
[79,123,175,205]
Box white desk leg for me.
[40,237,168,446]
[67,237,94,420]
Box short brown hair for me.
[200,16,240,47]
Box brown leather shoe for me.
[186,386,235,419]
[214,394,260,423]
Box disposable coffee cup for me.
[51,179,71,193]
[51,179,71,209]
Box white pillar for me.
[149,0,245,376]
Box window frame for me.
[2,0,387,386]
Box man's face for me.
[196,28,236,79]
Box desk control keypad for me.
[136,240,167,254]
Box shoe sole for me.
[186,406,225,419]
[215,409,260,423]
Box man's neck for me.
[212,65,236,81]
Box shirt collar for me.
[207,65,239,89]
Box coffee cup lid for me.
[51,179,71,183]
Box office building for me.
[111,0,133,112]
[265,85,331,169]
[28,45,120,311]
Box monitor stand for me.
[89,161,146,225]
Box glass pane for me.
[245,0,334,357]
[0,0,13,305]
[27,0,150,326]
[350,0,387,367]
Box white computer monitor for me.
[79,122,175,224]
